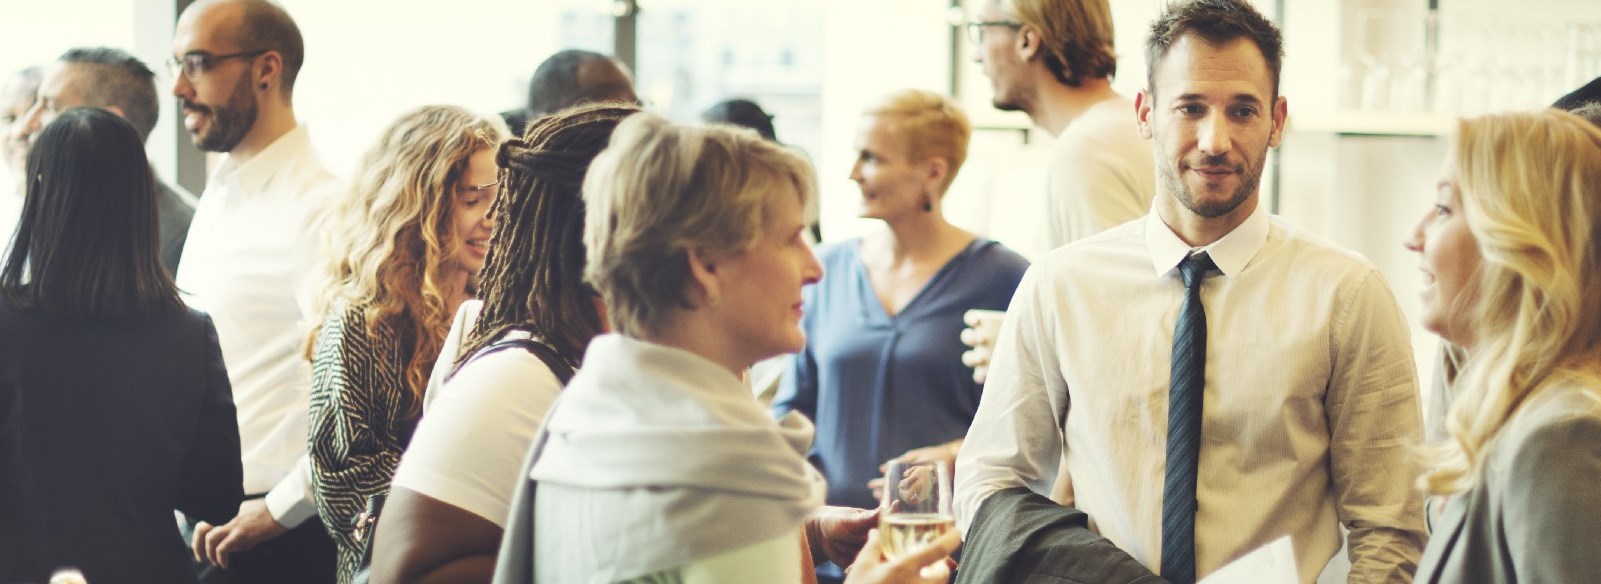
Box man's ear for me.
[685,248,721,307]
[254,50,283,92]
[1268,95,1288,148]
[1016,24,1042,62]
[1135,89,1155,140]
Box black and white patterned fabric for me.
[308,301,416,584]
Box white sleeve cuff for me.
[264,456,318,528]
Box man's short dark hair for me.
[57,47,159,143]
[1145,0,1283,98]
[526,49,626,118]
[701,99,777,142]
[1553,76,1601,112]
[234,0,305,94]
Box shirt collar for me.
[1145,199,1270,279]
[212,124,312,196]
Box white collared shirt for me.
[175,125,336,526]
[955,203,1428,583]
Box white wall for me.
[280,0,613,178]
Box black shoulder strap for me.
[451,336,575,386]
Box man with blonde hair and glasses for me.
[967,0,1153,248]
[960,0,1160,505]
[169,0,339,582]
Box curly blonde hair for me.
[1422,109,1601,495]
[311,105,506,416]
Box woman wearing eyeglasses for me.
[306,105,506,584]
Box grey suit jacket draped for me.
[1415,384,1601,583]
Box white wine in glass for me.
[878,460,953,559]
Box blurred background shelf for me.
[1287,111,1455,136]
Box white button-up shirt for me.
[955,203,1428,583]
[175,125,335,527]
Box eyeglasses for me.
[166,50,267,82]
[460,180,499,195]
[965,20,1022,44]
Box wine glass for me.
[878,459,954,559]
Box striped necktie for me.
[1161,252,1215,584]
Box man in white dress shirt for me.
[169,1,338,581]
[953,1,1427,583]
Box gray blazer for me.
[155,177,197,277]
[1415,384,1601,583]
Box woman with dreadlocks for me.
[369,103,640,583]
[306,105,506,583]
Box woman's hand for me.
[842,528,960,584]
[808,506,878,568]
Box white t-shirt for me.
[422,299,482,413]
[392,326,561,526]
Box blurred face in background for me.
[1,71,40,178]
[850,115,936,223]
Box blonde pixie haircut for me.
[863,89,972,194]
[1001,0,1118,86]
[582,113,817,337]
[1423,109,1601,496]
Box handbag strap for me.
[352,336,574,582]
[449,334,576,386]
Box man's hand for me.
[191,499,289,569]
[868,442,960,502]
[842,528,960,584]
[808,506,877,568]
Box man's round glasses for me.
[166,50,267,82]
[965,20,1022,45]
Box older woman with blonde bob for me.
[506,113,958,583]
[307,104,506,583]
[1404,108,1601,582]
[774,90,1028,534]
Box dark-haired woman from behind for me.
[369,103,639,583]
[0,107,242,584]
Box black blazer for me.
[956,487,1167,584]
[0,300,243,584]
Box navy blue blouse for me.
[775,237,1029,510]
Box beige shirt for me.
[1044,97,1155,249]
[955,204,1427,583]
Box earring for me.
[922,195,934,212]
[259,82,267,90]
